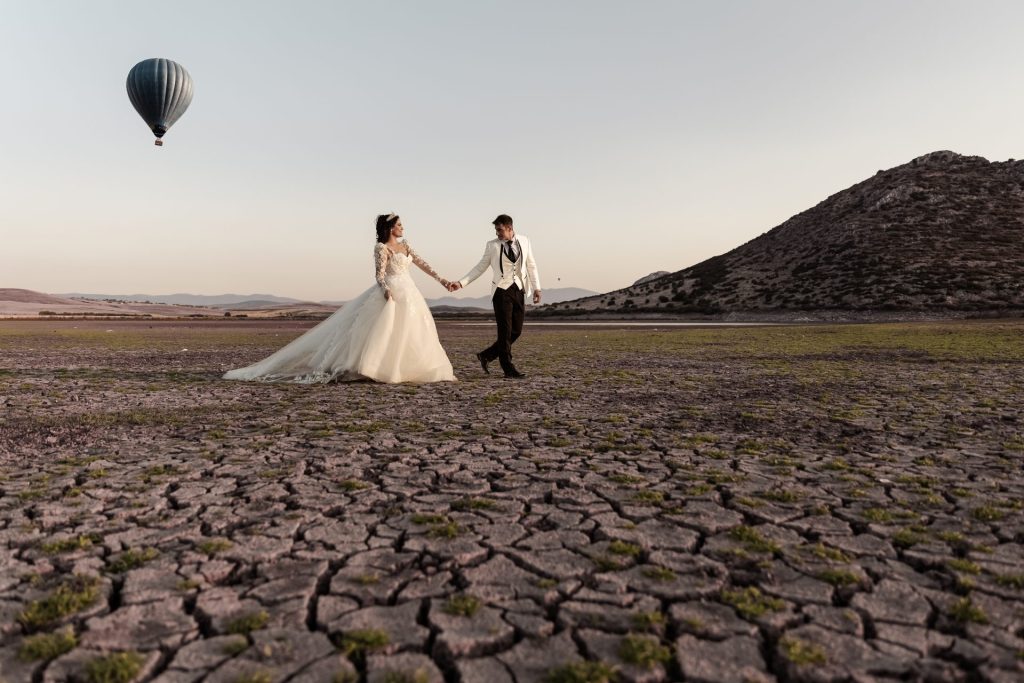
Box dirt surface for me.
[1,319,1022,682]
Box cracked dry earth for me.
[1,319,1023,683]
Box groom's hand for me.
[449,282,462,292]
[533,290,542,304]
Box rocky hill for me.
[546,151,1024,315]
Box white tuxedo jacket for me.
[458,234,542,299]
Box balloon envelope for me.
[126,58,193,144]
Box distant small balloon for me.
[126,58,193,146]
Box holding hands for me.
[446,281,462,292]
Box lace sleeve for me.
[374,243,391,296]
[406,242,449,286]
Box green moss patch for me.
[18,575,101,630]
[17,627,77,661]
[84,651,145,683]
[226,610,269,635]
[106,547,158,573]
[41,534,100,554]
[779,637,827,666]
[721,587,785,619]
[545,661,618,683]
[618,633,671,668]
[337,628,390,661]
[729,525,781,554]
[196,538,233,555]
[443,594,482,617]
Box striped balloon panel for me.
[126,58,194,137]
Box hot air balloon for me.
[126,58,193,146]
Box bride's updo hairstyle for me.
[375,214,399,243]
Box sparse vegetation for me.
[381,671,430,683]
[759,489,800,503]
[443,594,482,617]
[411,513,447,525]
[351,572,380,585]
[618,634,671,668]
[18,575,101,630]
[451,497,498,511]
[948,597,988,624]
[862,508,894,523]
[817,568,860,587]
[545,661,618,683]
[338,629,390,660]
[631,611,666,631]
[641,566,676,582]
[971,506,1005,522]
[947,559,982,575]
[84,651,145,683]
[41,534,100,554]
[18,627,77,661]
[427,520,461,539]
[631,491,664,504]
[803,542,850,562]
[196,538,233,555]
[729,525,781,554]
[608,540,642,557]
[721,587,785,619]
[226,610,269,635]
[106,547,158,573]
[231,672,273,683]
[995,573,1024,590]
[222,636,249,656]
[892,528,925,548]
[779,637,827,666]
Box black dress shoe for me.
[475,352,490,374]
[504,370,526,379]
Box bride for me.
[223,214,456,383]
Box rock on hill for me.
[546,151,1024,315]
[633,271,670,286]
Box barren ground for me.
[1,319,1022,682]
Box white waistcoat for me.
[495,247,523,291]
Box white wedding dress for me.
[223,242,456,384]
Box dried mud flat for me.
[1,319,1022,683]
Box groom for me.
[450,214,541,379]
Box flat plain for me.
[1,319,1022,683]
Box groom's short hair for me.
[492,214,513,227]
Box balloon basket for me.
[154,139,163,147]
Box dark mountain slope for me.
[547,151,1024,314]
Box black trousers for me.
[483,284,525,374]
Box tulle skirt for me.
[223,272,455,384]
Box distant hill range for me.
[59,293,306,307]
[546,151,1024,316]
[2,286,597,318]
[0,289,244,318]
[60,287,598,310]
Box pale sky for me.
[2,0,1022,301]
